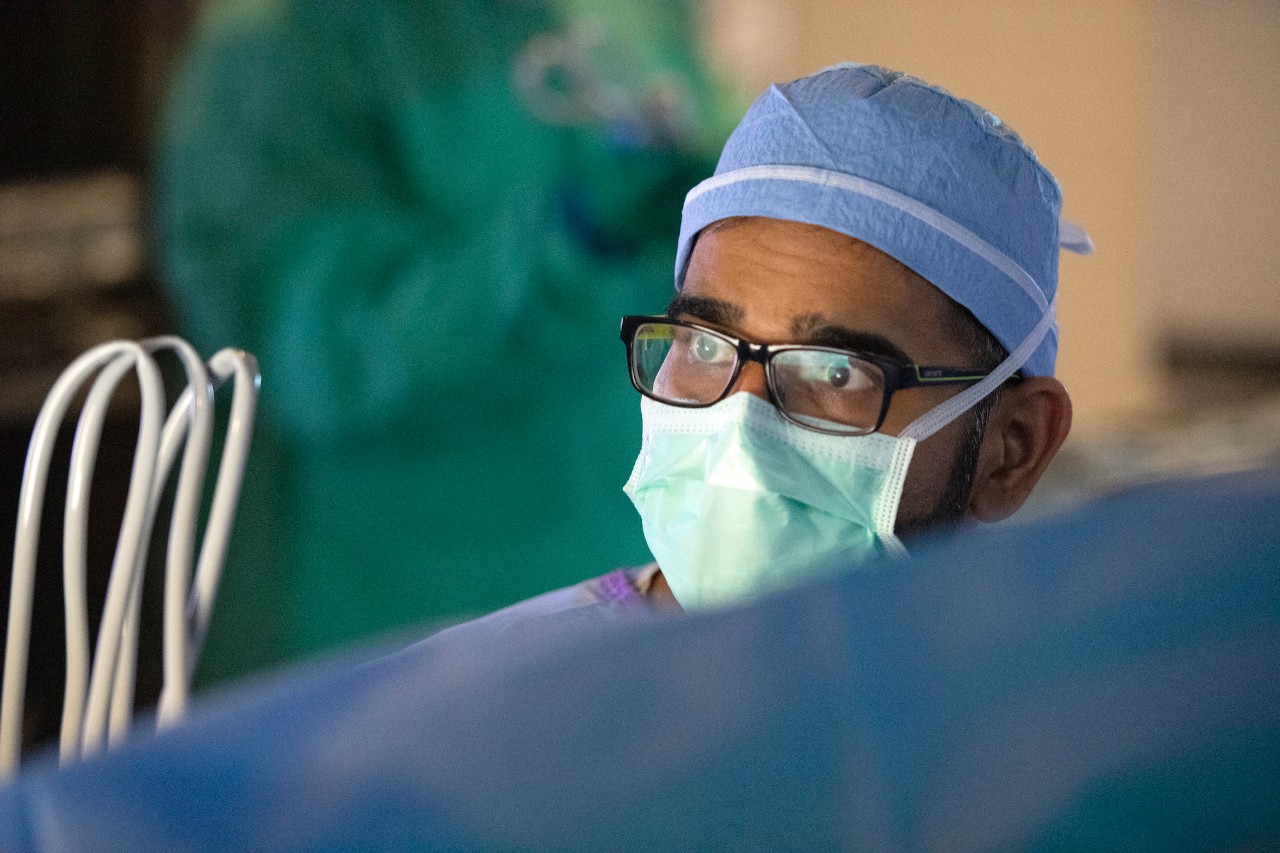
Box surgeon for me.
[154,0,731,681]
[437,62,1085,632]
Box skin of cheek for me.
[890,404,977,530]
[876,369,982,532]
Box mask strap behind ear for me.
[900,294,1057,442]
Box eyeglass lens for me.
[630,321,887,432]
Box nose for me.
[728,359,771,401]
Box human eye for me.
[772,349,885,430]
[689,330,734,364]
[655,324,736,403]
[801,352,877,392]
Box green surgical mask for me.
[623,392,915,609]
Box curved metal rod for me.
[2,339,258,777]
[180,348,259,689]
[143,337,215,727]
[60,351,143,761]
[1,341,156,778]
[74,350,166,759]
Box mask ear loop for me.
[900,294,1058,443]
[871,297,1056,560]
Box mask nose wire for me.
[899,293,1058,443]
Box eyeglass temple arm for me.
[898,365,1020,389]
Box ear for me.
[967,377,1072,523]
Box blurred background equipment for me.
[1,0,201,755]
[0,338,258,779]
[0,173,158,417]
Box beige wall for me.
[1147,1,1280,352]
[705,1,1167,433]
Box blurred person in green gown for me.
[153,0,733,682]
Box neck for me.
[647,569,683,612]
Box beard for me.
[892,398,993,540]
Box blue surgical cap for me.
[676,63,1091,377]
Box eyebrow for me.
[790,313,913,363]
[666,294,743,328]
[667,295,913,363]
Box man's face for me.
[676,216,987,534]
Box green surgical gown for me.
[153,0,732,682]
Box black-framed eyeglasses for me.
[620,315,1012,436]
